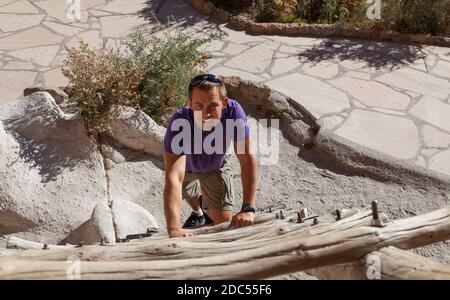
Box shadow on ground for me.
[137,0,224,38]
[297,38,425,70]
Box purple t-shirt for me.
[164,99,250,173]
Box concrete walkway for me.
[1,0,450,176]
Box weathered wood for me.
[6,236,76,251]
[0,249,19,257]
[0,208,369,262]
[0,206,448,279]
[307,246,450,280]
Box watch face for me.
[242,204,255,212]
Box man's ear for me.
[222,96,228,106]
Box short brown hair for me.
[188,80,227,100]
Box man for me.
[163,74,258,238]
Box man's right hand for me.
[168,228,194,238]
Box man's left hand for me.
[231,211,255,228]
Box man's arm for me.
[163,151,193,238]
[233,137,258,227]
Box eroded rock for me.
[112,199,159,240]
[0,92,106,243]
[0,92,161,244]
[106,106,165,158]
[61,202,116,245]
[23,85,68,104]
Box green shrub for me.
[295,0,326,23]
[207,0,450,36]
[209,0,254,14]
[252,0,299,22]
[294,0,357,24]
[251,1,277,22]
[384,0,450,35]
[123,27,211,124]
[62,26,212,134]
[347,0,450,35]
[319,0,350,24]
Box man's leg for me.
[205,209,233,224]
[198,163,235,225]
[182,174,213,228]
[184,182,201,212]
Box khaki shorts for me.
[182,160,234,211]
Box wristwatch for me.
[241,204,256,214]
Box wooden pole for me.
[307,246,450,280]
[0,206,449,279]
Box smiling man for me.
[163,74,258,238]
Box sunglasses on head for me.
[189,74,222,88]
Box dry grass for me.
[62,41,142,136]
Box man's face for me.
[189,86,227,130]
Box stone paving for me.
[1,0,450,176]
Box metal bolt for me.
[279,210,284,220]
[335,209,342,221]
[100,238,105,246]
[370,200,385,227]
[372,201,379,220]
[268,207,272,213]
[275,213,279,219]
[146,228,158,234]
[297,212,304,223]
[77,241,84,248]
[299,208,308,219]
[42,244,49,250]
[312,217,319,226]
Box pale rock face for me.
[0,122,7,167]
[106,106,165,158]
[87,202,116,244]
[23,86,68,104]
[112,199,159,240]
[0,92,162,244]
[0,92,106,242]
[61,202,116,245]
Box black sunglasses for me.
[189,74,222,88]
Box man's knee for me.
[205,209,233,224]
